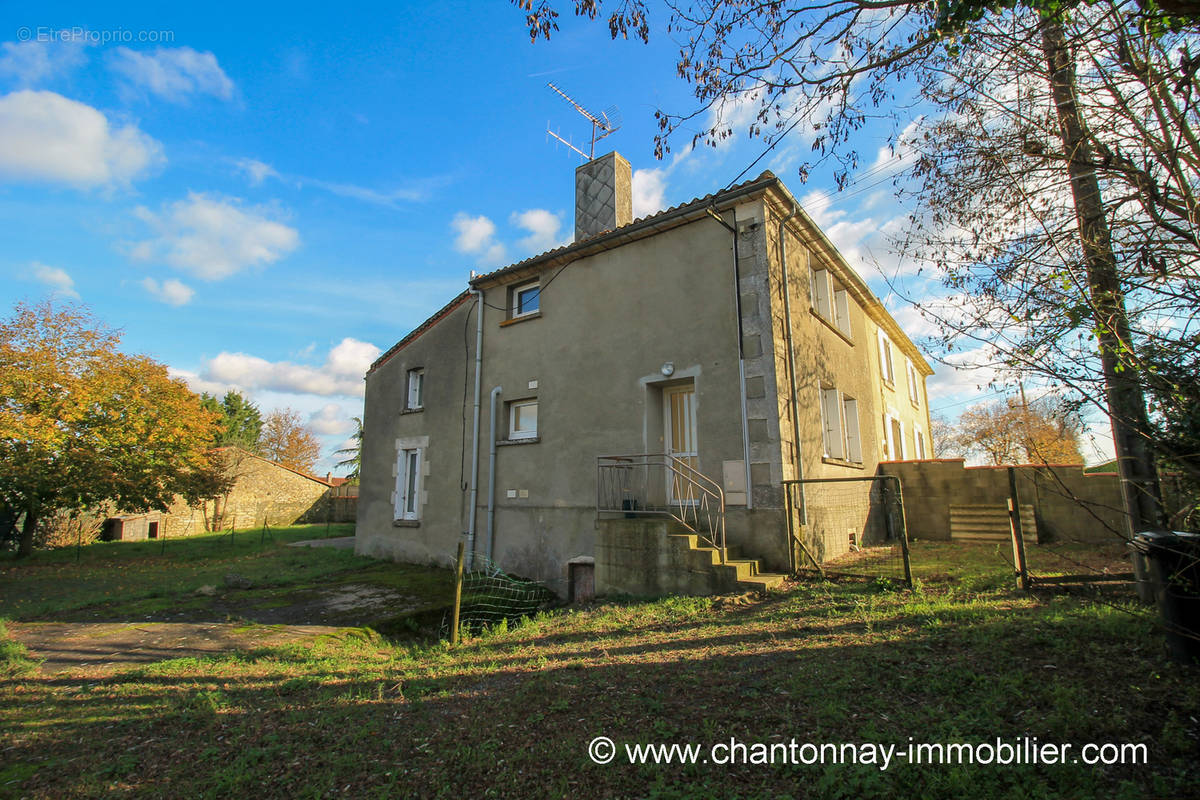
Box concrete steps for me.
[666,531,787,594]
[950,504,1036,542]
[596,518,787,596]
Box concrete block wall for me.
[878,459,1127,543]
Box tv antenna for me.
[545,82,621,161]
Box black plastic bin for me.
[1130,530,1200,664]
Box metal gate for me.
[783,475,912,586]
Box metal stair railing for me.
[596,453,727,562]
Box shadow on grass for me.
[2,585,1196,800]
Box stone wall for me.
[877,459,1127,543]
[160,452,335,537]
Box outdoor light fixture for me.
[661,362,674,376]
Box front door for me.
[664,384,698,504]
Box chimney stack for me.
[575,151,632,241]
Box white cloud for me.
[0,90,163,188]
[0,41,86,86]
[452,213,497,253]
[510,208,562,253]
[927,345,1004,401]
[236,158,278,186]
[167,367,231,397]
[452,212,506,265]
[306,178,430,206]
[31,262,79,298]
[140,277,194,306]
[132,193,299,280]
[798,188,917,288]
[632,168,667,219]
[108,46,234,101]
[182,338,382,398]
[309,403,357,436]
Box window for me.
[511,282,540,318]
[878,330,895,385]
[810,268,853,338]
[833,288,852,338]
[883,413,905,460]
[811,268,832,319]
[843,396,862,463]
[393,447,422,520]
[818,384,863,464]
[906,359,920,406]
[820,386,843,460]
[916,429,927,459]
[406,368,424,410]
[509,399,538,440]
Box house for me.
[356,152,933,596]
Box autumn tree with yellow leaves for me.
[0,301,224,556]
[258,408,322,474]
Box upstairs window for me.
[817,384,863,464]
[833,288,852,338]
[512,282,540,318]
[878,330,895,386]
[906,359,920,406]
[811,268,853,339]
[811,268,832,319]
[406,368,424,410]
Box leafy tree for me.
[515,0,1197,533]
[199,390,263,451]
[0,301,222,557]
[953,395,1085,465]
[333,416,363,482]
[929,413,960,458]
[259,408,322,473]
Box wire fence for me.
[783,475,912,587]
[444,551,556,639]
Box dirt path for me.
[9,621,342,675]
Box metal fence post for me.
[891,476,913,587]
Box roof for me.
[211,446,335,487]
[367,290,471,375]
[469,170,779,288]
[369,166,933,376]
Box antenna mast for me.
[545,82,621,161]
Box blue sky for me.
[0,3,1115,472]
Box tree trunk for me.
[18,505,37,558]
[1040,15,1166,535]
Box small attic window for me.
[511,282,540,318]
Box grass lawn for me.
[0,524,448,624]
[1,538,1197,799]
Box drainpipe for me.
[779,201,820,574]
[486,385,502,560]
[466,287,485,569]
[706,205,753,511]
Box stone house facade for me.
[356,152,933,595]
